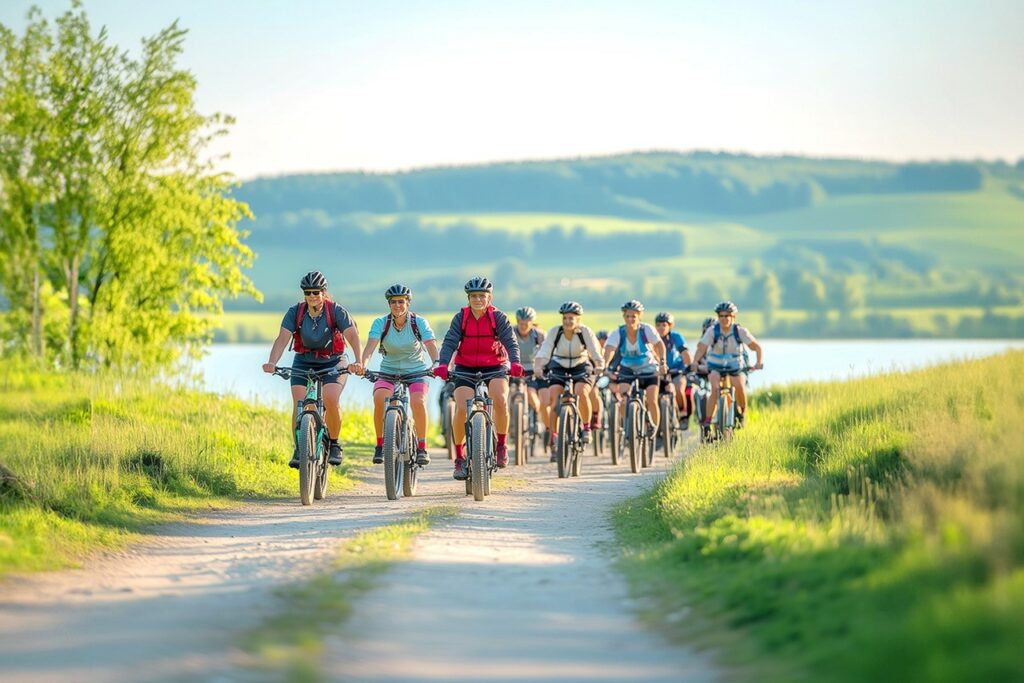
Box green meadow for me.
[614,351,1024,682]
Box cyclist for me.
[358,284,440,467]
[602,300,668,438]
[262,271,363,468]
[434,277,523,480]
[533,301,605,457]
[690,301,764,429]
[654,312,693,427]
[514,306,549,439]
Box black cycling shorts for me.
[452,364,508,390]
[546,363,594,388]
[615,366,659,390]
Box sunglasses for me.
[388,299,409,305]
[303,290,323,296]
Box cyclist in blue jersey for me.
[602,300,668,437]
[514,306,549,437]
[655,312,693,425]
[690,301,763,428]
[358,284,440,467]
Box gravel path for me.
[0,439,717,683]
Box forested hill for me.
[235,151,1004,218]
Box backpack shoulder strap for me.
[460,307,471,335]
[638,325,648,345]
[487,307,497,334]
[381,314,393,341]
[409,312,422,341]
[297,301,306,326]
[733,324,742,343]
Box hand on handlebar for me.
[262,363,275,374]
[433,365,449,381]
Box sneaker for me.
[580,429,591,446]
[328,442,343,466]
[372,445,384,464]
[415,447,431,466]
[453,457,468,480]
[288,447,300,469]
[646,421,657,439]
[735,410,745,428]
[495,444,508,468]
[680,413,690,431]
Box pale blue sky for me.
[3,1,1022,179]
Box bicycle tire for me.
[556,407,572,479]
[444,398,456,460]
[626,402,641,474]
[470,412,487,501]
[383,409,403,500]
[660,395,674,459]
[313,436,329,500]
[298,413,317,506]
[511,395,525,466]
[572,415,583,478]
[609,400,621,466]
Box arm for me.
[691,342,708,368]
[437,312,463,367]
[533,328,556,375]
[494,311,521,365]
[360,339,379,367]
[262,328,293,372]
[343,324,363,374]
[747,340,763,369]
[423,339,440,365]
[583,328,605,372]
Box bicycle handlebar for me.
[450,369,509,384]
[272,365,349,381]
[362,369,434,383]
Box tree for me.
[0,4,259,370]
[746,271,782,327]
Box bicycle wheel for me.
[527,408,537,463]
[609,400,621,466]
[626,402,641,474]
[511,394,525,466]
[556,407,573,479]
[383,409,404,500]
[403,423,418,497]
[470,412,487,501]
[720,393,734,443]
[659,395,674,459]
[297,413,317,506]
[444,397,456,460]
[572,415,583,477]
[314,435,330,500]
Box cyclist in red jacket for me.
[434,277,523,480]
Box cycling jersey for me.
[605,323,659,371]
[438,306,521,368]
[699,322,756,372]
[281,301,354,361]
[661,330,687,371]
[368,314,436,375]
[516,326,545,367]
[534,325,605,373]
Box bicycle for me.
[508,373,530,466]
[616,370,658,473]
[591,379,608,459]
[701,368,758,444]
[439,380,456,460]
[687,371,710,432]
[604,374,624,466]
[363,369,433,500]
[452,369,508,501]
[272,365,348,506]
[657,369,685,459]
[546,367,591,479]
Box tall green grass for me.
[615,352,1024,682]
[0,365,374,575]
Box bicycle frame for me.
[548,367,589,478]
[452,369,507,500]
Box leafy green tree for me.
[747,271,782,327]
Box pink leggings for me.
[374,379,428,394]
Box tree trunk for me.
[31,266,42,358]
[67,255,81,369]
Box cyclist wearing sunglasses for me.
[262,271,363,468]
[690,301,763,428]
[434,277,523,480]
[357,284,440,467]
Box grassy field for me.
[0,364,375,576]
[614,351,1024,682]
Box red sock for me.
[497,433,507,447]
[582,423,591,431]
[376,437,384,447]
[455,444,465,459]
[418,439,426,450]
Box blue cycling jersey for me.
[661,330,687,370]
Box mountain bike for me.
[591,379,608,459]
[604,374,624,466]
[439,380,456,460]
[453,369,507,501]
[687,372,710,433]
[618,370,658,473]
[702,368,758,444]
[548,367,591,479]
[363,369,432,500]
[509,373,530,466]
[657,369,685,459]
[273,365,348,506]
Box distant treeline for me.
[236,152,996,219]
[245,215,685,266]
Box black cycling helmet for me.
[621,299,645,313]
[715,301,738,315]
[655,311,674,324]
[515,306,536,321]
[559,301,583,315]
[384,283,412,300]
[300,271,328,290]
[597,330,609,341]
[701,317,715,332]
[464,276,493,293]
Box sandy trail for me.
[0,440,716,683]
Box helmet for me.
[621,299,645,313]
[299,271,328,290]
[558,301,583,315]
[515,306,536,321]
[464,276,493,293]
[715,301,738,315]
[701,317,715,332]
[597,330,609,341]
[384,283,412,300]
[655,312,674,324]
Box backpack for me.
[550,325,591,363]
[292,300,346,358]
[712,322,742,347]
[379,313,423,357]
[460,306,498,337]
[618,324,650,357]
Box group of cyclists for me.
[262,271,764,482]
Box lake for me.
[194,339,1024,417]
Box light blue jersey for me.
[369,314,436,375]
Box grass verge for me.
[241,505,457,682]
[614,351,1024,682]
[0,364,374,576]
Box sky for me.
[2,0,1022,180]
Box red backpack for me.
[292,299,346,358]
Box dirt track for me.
[0,442,717,683]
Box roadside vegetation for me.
[615,352,1024,682]
[0,365,374,576]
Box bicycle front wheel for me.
[511,394,525,466]
[626,402,641,474]
[470,412,487,501]
[298,413,317,505]
[383,409,404,500]
[556,407,574,479]
[314,438,330,500]
[609,400,621,465]
[444,398,456,460]
[403,423,418,497]
[719,393,734,443]
[659,395,674,459]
